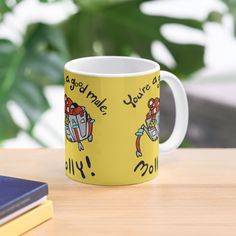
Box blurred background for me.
[0,0,236,148]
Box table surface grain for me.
[0,149,236,236]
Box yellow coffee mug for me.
[64,56,188,185]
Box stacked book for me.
[0,175,53,235]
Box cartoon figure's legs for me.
[135,127,144,157]
[87,115,95,142]
[136,124,159,157]
[78,142,84,151]
[73,127,84,151]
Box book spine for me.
[0,200,53,236]
[0,184,48,219]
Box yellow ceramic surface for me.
[64,68,160,185]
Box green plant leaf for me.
[0,2,11,16]
[0,105,20,141]
[221,0,236,35]
[62,0,204,78]
[75,0,135,10]
[0,39,20,141]
[0,24,68,141]
[0,0,22,17]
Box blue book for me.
[0,176,48,221]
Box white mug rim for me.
[64,56,160,78]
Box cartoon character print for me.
[65,95,95,151]
[135,98,160,157]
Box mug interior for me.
[64,56,160,77]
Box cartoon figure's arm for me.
[87,113,95,142]
[135,127,145,157]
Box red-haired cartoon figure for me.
[135,98,160,157]
[65,95,95,151]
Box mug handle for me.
[159,71,189,153]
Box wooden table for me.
[1,149,236,236]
